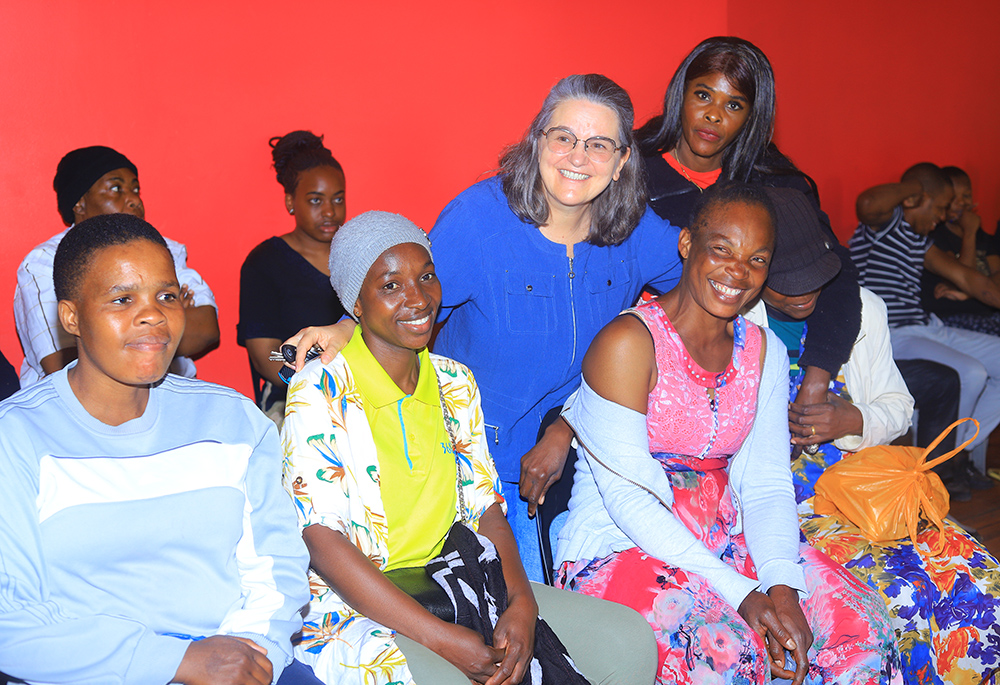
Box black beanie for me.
[54,146,138,225]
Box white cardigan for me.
[745,286,914,451]
[556,326,805,612]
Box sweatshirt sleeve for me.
[730,327,806,594]
[217,413,311,682]
[564,381,759,611]
[0,424,189,685]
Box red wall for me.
[729,0,1000,241]
[2,1,996,396]
[0,1,726,395]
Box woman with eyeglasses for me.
[283,74,684,580]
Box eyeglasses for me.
[540,127,625,164]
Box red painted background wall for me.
[729,0,1000,240]
[2,1,996,396]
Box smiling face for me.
[675,71,751,173]
[537,99,630,216]
[59,239,185,388]
[679,200,774,319]
[73,168,145,223]
[286,165,346,244]
[762,286,821,319]
[907,187,954,235]
[354,243,441,359]
[947,177,973,224]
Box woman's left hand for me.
[767,585,813,685]
[788,392,863,446]
[519,417,574,517]
[487,592,537,685]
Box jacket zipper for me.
[485,423,500,445]
[568,256,578,368]
[563,415,673,513]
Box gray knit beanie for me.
[328,210,433,319]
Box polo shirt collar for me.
[341,327,438,409]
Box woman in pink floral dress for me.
[555,183,901,685]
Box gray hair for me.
[498,74,648,247]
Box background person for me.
[851,162,1000,467]
[13,145,219,387]
[921,165,1000,336]
[238,131,347,424]
[0,214,316,685]
[746,189,1000,685]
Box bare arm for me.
[855,180,922,226]
[175,302,220,359]
[581,314,657,412]
[245,338,285,387]
[987,255,1000,288]
[955,212,982,269]
[477,504,538,685]
[283,319,358,370]
[925,244,1000,310]
[520,417,574,517]
[302,525,503,682]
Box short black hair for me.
[689,181,777,236]
[942,165,970,186]
[53,213,169,301]
[901,162,951,199]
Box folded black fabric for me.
[425,523,588,685]
[384,566,455,622]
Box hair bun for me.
[269,130,341,193]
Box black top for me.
[921,224,1000,317]
[643,152,862,376]
[0,348,18,402]
[237,236,345,405]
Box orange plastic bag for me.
[813,418,978,555]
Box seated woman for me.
[238,130,346,424]
[0,214,315,684]
[555,183,900,685]
[746,189,1000,685]
[281,211,657,685]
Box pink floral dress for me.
[556,301,901,685]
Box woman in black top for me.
[237,131,347,423]
[637,36,862,416]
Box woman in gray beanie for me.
[281,211,656,685]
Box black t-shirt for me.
[0,348,18,402]
[921,224,1000,317]
[237,236,345,404]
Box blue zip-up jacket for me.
[429,177,683,481]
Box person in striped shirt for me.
[850,162,1000,489]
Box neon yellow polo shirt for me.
[340,328,456,571]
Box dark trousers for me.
[895,359,960,461]
[277,659,324,685]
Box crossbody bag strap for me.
[434,367,468,525]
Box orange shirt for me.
[663,152,722,190]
